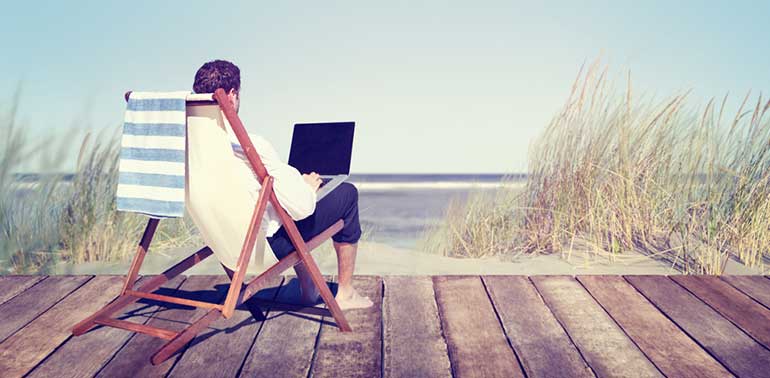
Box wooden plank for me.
[721,275,770,309]
[311,275,383,378]
[382,276,451,378]
[240,275,331,378]
[530,276,662,378]
[0,275,45,306]
[0,275,124,378]
[25,275,187,378]
[627,275,770,378]
[577,275,731,378]
[0,275,91,343]
[95,275,230,378]
[433,276,524,378]
[166,275,283,378]
[483,276,593,377]
[671,275,770,349]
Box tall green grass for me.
[423,63,770,274]
[0,96,200,274]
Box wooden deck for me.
[1,275,769,377]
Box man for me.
[192,59,372,310]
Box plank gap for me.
[577,276,731,378]
[625,276,739,377]
[433,275,524,377]
[531,276,662,378]
[306,315,324,378]
[379,277,385,378]
[480,276,531,377]
[306,274,333,378]
[527,276,597,377]
[382,276,451,377]
[431,275,456,378]
[234,276,287,378]
[720,276,770,311]
[575,275,662,374]
[0,275,94,344]
[90,276,189,378]
[0,275,47,306]
[670,275,770,351]
[627,275,770,378]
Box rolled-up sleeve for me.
[249,134,316,220]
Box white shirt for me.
[230,133,317,237]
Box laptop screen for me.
[288,122,355,175]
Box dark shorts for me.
[266,182,361,259]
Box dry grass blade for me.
[0,94,202,273]
[422,64,769,274]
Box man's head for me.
[193,59,241,112]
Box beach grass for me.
[0,93,371,274]
[417,181,522,259]
[5,64,770,275]
[423,63,770,274]
[0,96,201,274]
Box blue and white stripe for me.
[116,91,189,218]
[231,141,246,159]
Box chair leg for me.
[238,221,351,332]
[221,176,272,319]
[121,218,159,295]
[297,249,352,332]
[72,246,213,336]
[151,308,222,365]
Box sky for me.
[1,1,768,173]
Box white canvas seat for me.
[185,100,271,270]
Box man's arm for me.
[248,134,317,220]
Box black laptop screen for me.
[288,122,355,175]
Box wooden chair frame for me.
[71,88,351,365]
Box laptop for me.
[288,121,355,201]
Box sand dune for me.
[46,240,725,276]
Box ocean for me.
[350,174,524,249]
[12,173,526,250]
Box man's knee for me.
[337,182,358,204]
[339,182,358,197]
[331,183,361,243]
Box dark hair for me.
[192,59,241,94]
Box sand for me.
[48,239,759,276]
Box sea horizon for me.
[13,172,527,190]
[10,172,523,250]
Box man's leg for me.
[293,261,316,303]
[331,241,373,308]
[294,242,371,309]
[270,183,372,309]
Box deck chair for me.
[71,89,352,365]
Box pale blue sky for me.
[1,1,768,173]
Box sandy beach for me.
[47,240,763,277]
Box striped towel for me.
[230,140,246,159]
[116,91,189,218]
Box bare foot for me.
[335,289,374,310]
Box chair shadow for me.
[111,277,340,353]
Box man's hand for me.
[302,172,322,192]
